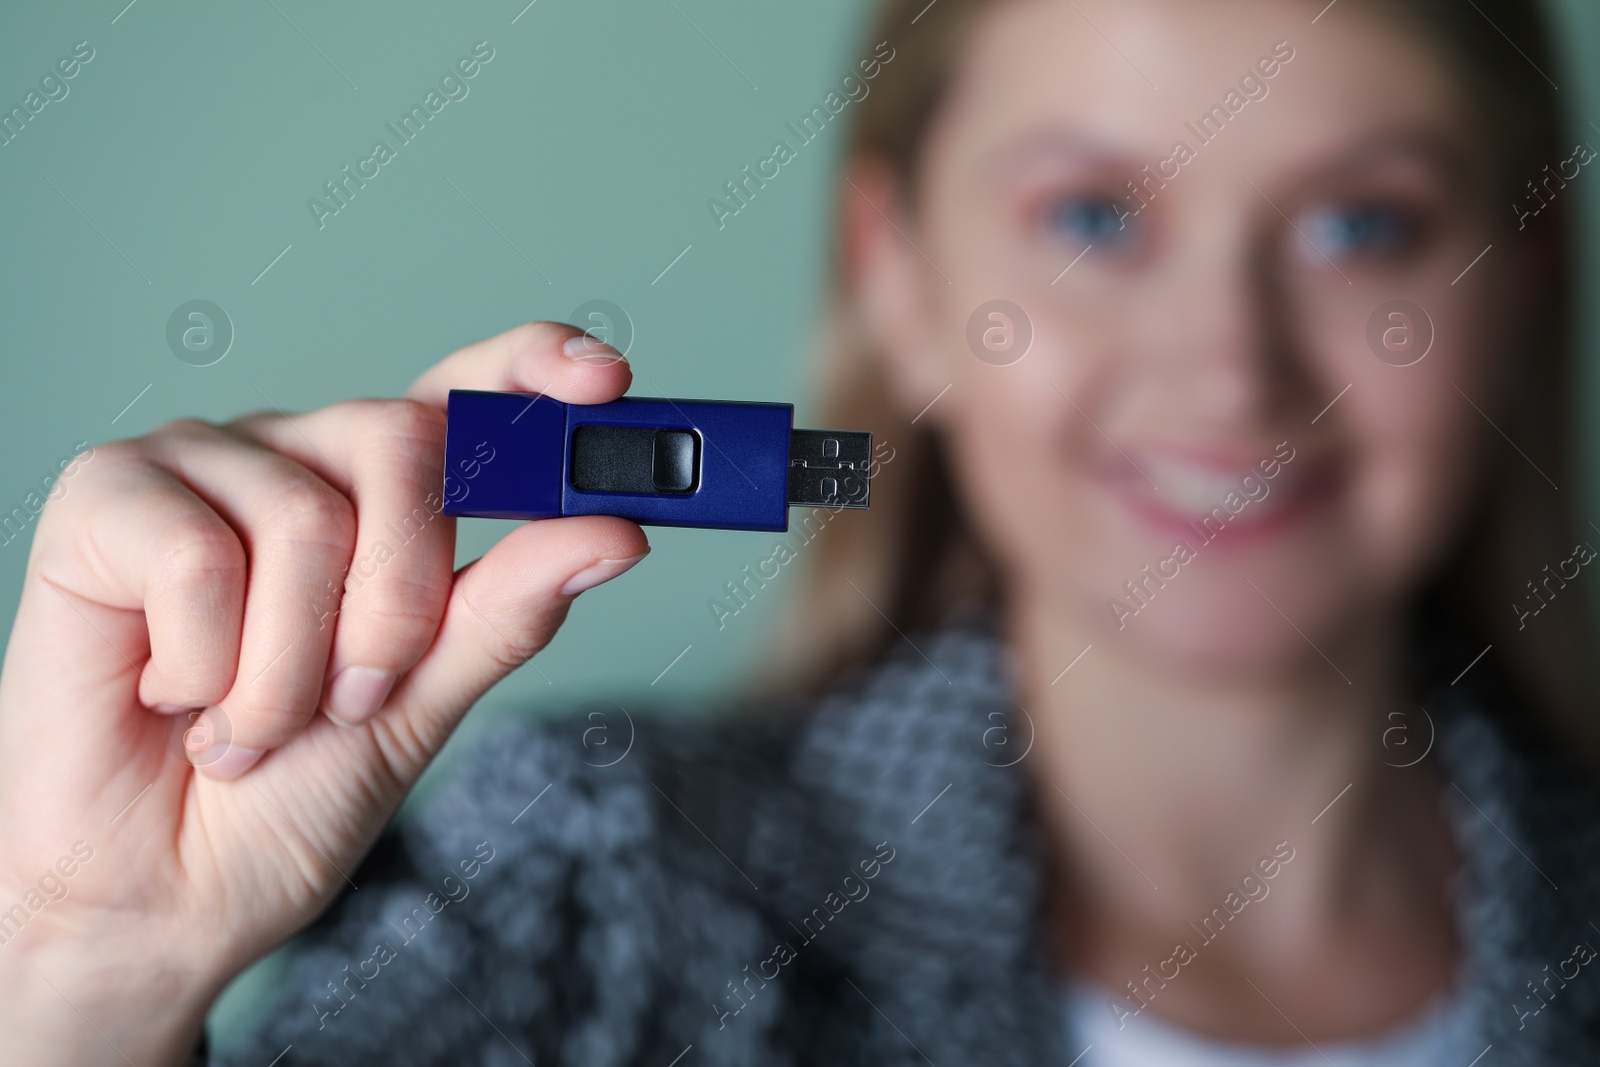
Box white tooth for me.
[1132,456,1298,520]
[1164,475,1237,512]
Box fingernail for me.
[562,333,627,364]
[197,744,264,782]
[325,666,397,727]
[561,550,650,597]
[153,702,190,715]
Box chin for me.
[1117,605,1329,676]
[1093,568,1371,680]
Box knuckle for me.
[228,693,315,740]
[369,398,446,451]
[61,438,136,491]
[259,481,356,548]
[80,437,134,467]
[470,600,561,674]
[35,442,113,522]
[158,517,247,587]
[355,574,448,639]
[464,598,556,671]
[483,631,548,674]
[148,417,218,444]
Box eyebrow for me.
[983,125,1480,192]
[984,131,1131,177]
[1299,128,1481,193]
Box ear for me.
[839,156,953,418]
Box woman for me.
[1,0,1596,1063]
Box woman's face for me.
[856,0,1533,671]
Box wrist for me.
[0,916,222,1067]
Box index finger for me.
[406,321,631,408]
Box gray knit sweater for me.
[215,619,1600,1065]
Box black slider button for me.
[570,425,700,495]
[652,430,696,492]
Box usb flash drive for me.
[441,389,872,532]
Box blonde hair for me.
[757,0,1600,764]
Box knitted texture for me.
[215,620,1600,1065]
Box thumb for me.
[382,515,648,765]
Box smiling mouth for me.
[1104,447,1339,544]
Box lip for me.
[1102,445,1341,550]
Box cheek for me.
[940,370,1067,558]
[1320,274,1503,591]
[1342,362,1485,586]
[934,319,1112,593]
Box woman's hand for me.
[0,322,648,1066]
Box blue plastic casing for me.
[441,389,795,532]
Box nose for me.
[1139,226,1293,431]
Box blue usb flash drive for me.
[441,390,872,532]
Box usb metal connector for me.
[786,429,872,509]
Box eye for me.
[1043,194,1134,248]
[1294,202,1417,263]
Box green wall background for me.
[0,0,877,725]
[1,0,1596,1045]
